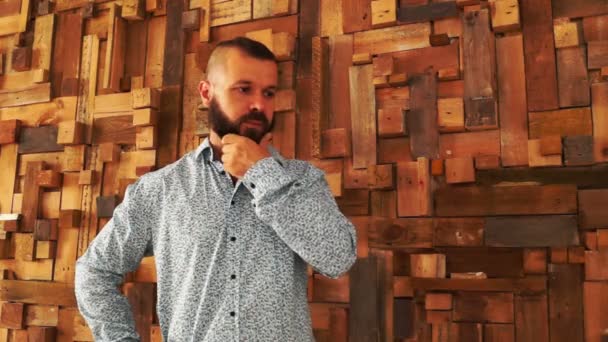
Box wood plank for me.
[583,15,608,42]
[579,189,608,229]
[453,292,514,323]
[557,47,590,108]
[0,144,18,213]
[102,5,127,92]
[396,276,547,293]
[521,0,559,111]
[408,70,439,159]
[552,0,608,19]
[92,115,136,145]
[445,157,475,184]
[476,163,608,188]
[397,2,459,24]
[311,36,327,159]
[0,280,76,306]
[592,82,608,163]
[496,34,528,166]
[484,324,514,342]
[563,135,594,166]
[390,40,459,75]
[145,16,166,88]
[554,21,583,49]
[328,35,353,130]
[433,218,484,247]
[378,137,413,164]
[437,97,464,133]
[210,0,252,27]
[0,0,29,36]
[31,14,55,72]
[435,184,577,216]
[341,0,371,33]
[0,83,51,108]
[366,217,433,248]
[18,126,64,154]
[548,264,584,342]
[485,215,579,247]
[463,9,496,130]
[439,130,500,158]
[528,139,562,167]
[397,158,431,217]
[528,107,593,139]
[157,85,181,167]
[353,23,431,55]
[162,0,185,86]
[584,281,608,342]
[588,39,608,71]
[349,257,380,340]
[51,11,83,97]
[349,64,376,169]
[371,0,397,27]
[439,247,523,278]
[515,295,550,342]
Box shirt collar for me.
[194,137,286,166]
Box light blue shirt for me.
[75,138,357,341]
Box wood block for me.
[78,170,96,185]
[583,15,608,42]
[133,109,159,127]
[132,88,160,109]
[553,0,608,19]
[366,217,433,248]
[102,6,127,92]
[496,33,528,166]
[551,247,569,264]
[274,88,295,112]
[378,107,405,138]
[569,246,586,264]
[397,158,431,217]
[408,71,439,159]
[563,135,594,166]
[453,292,514,323]
[528,139,562,167]
[272,0,291,16]
[440,130,500,158]
[486,215,578,247]
[584,231,598,250]
[97,195,118,218]
[539,135,562,156]
[61,145,86,173]
[18,126,64,154]
[427,310,451,324]
[554,21,583,49]
[445,157,475,184]
[429,33,450,47]
[349,257,382,339]
[93,115,136,145]
[489,0,519,32]
[463,9,497,130]
[516,295,549,341]
[584,282,608,342]
[21,161,44,233]
[57,121,85,145]
[436,184,577,216]
[523,248,547,274]
[388,73,408,86]
[131,76,144,89]
[425,293,452,310]
[592,82,608,163]
[352,53,372,66]
[321,128,349,158]
[373,75,389,88]
[36,170,62,188]
[0,214,20,233]
[35,240,56,259]
[410,254,446,278]
[273,32,296,61]
[588,40,608,70]
[378,137,414,164]
[557,46,590,107]
[474,155,500,169]
[548,264,584,342]
[99,143,121,163]
[521,0,559,111]
[433,218,484,247]
[485,324,515,342]
[123,0,146,20]
[528,107,593,139]
[449,322,482,341]
[440,247,523,278]
[431,159,444,176]
[11,46,31,72]
[353,23,431,56]
[437,97,464,133]
[0,302,24,329]
[586,250,608,280]
[312,274,349,303]
[349,64,377,169]
[59,210,81,229]
[136,126,158,150]
[25,305,59,326]
[438,67,460,81]
[398,2,459,24]
[27,326,56,342]
[367,164,394,190]
[371,0,396,27]
[198,1,211,42]
[0,119,21,145]
[341,0,371,33]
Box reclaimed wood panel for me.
[485,215,579,247]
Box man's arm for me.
[242,156,357,279]
[75,179,154,341]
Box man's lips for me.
[243,120,264,128]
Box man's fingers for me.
[221,134,240,145]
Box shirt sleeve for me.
[242,156,357,279]
[75,179,154,341]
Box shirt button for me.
[231,200,235,205]
[294,182,302,187]
[230,237,236,242]
[231,274,236,279]
[220,171,226,175]
[250,183,256,189]
[230,311,236,317]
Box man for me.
[75,37,357,341]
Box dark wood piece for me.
[18,126,65,154]
[97,195,119,218]
[92,115,136,145]
[11,46,32,72]
[398,1,459,24]
[0,119,21,144]
[564,135,594,166]
[407,70,439,159]
[485,215,579,247]
[349,256,381,341]
[34,219,59,241]
[548,264,584,342]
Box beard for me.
[208,98,273,144]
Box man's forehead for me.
[220,49,278,84]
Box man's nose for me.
[249,92,266,112]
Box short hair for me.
[206,37,277,76]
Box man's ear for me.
[198,80,212,106]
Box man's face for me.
[199,48,278,144]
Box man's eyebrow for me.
[231,80,277,90]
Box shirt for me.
[74,138,358,342]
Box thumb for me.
[259,133,273,149]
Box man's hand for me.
[221,133,272,179]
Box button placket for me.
[226,191,241,325]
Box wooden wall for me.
[0,0,607,341]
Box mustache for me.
[236,110,269,126]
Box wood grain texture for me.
[528,107,593,139]
[548,264,584,342]
[485,215,579,247]
[407,70,439,159]
[592,82,608,163]
[557,47,590,108]
[515,295,550,342]
[349,64,377,169]
[552,0,608,19]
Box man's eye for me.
[264,90,276,98]
[238,87,250,93]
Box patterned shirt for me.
[75,138,357,342]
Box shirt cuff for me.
[242,156,293,199]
